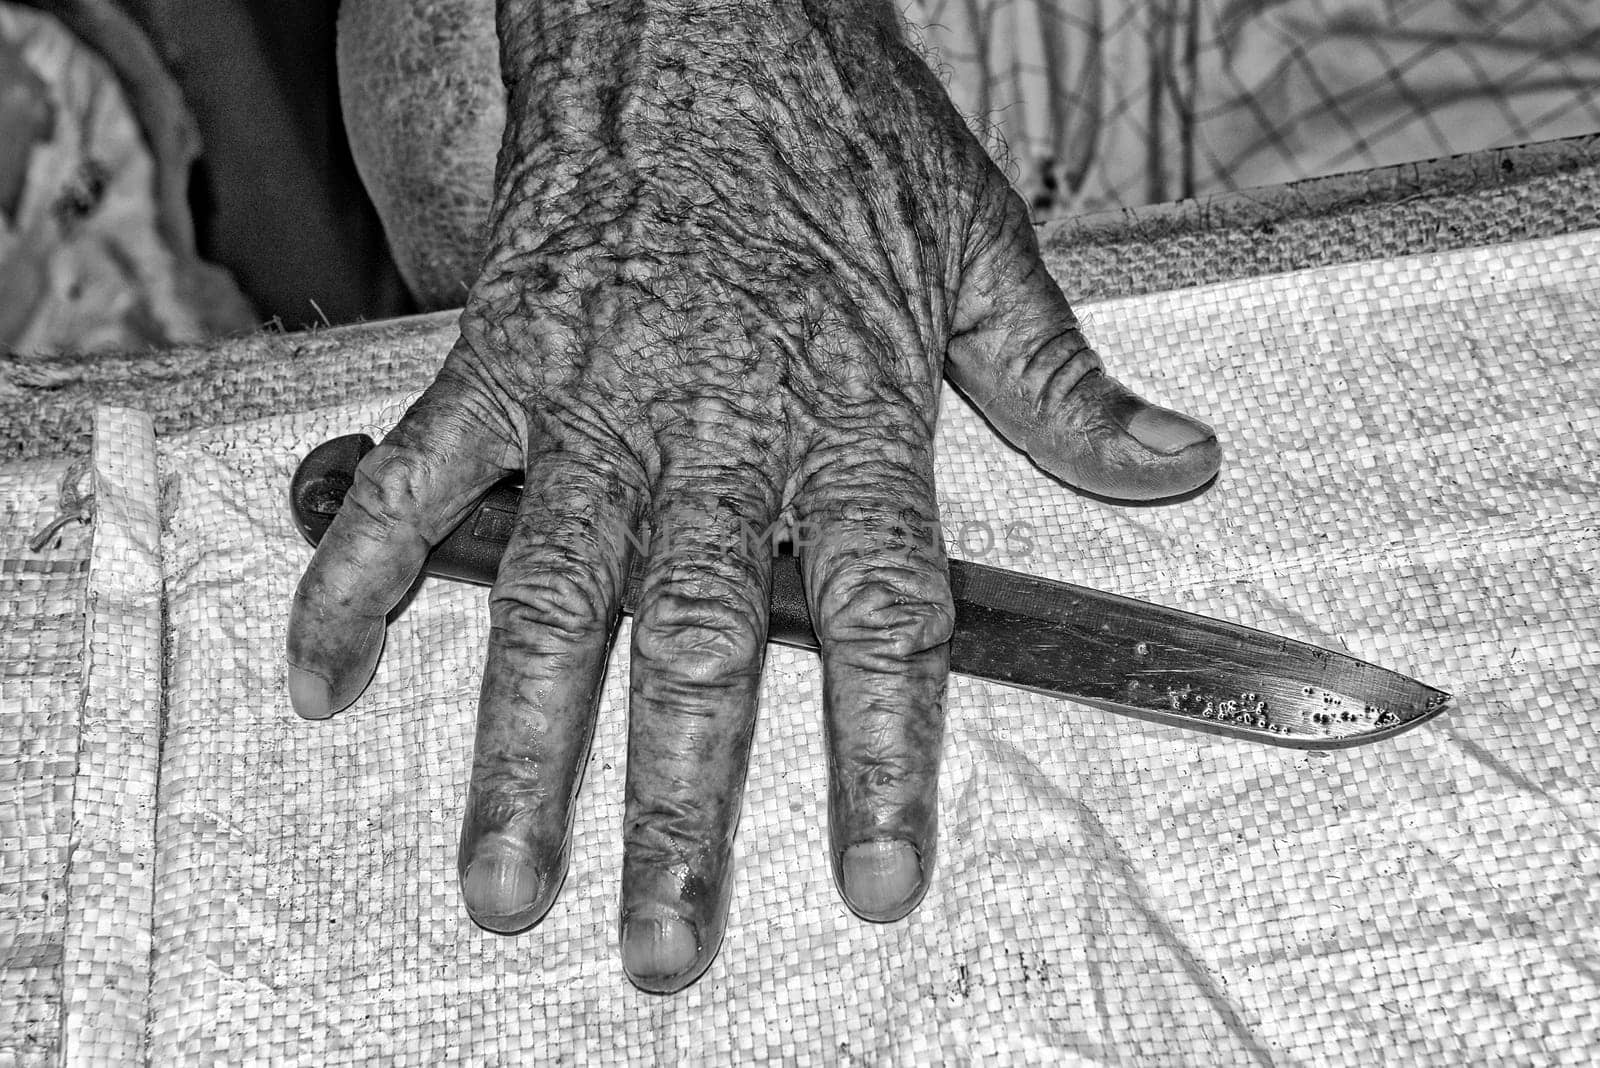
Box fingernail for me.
[621,913,699,983]
[462,852,541,932]
[842,839,922,920]
[1127,407,1214,455]
[287,666,333,720]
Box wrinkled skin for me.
[290,0,1221,993]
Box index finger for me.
[286,358,518,719]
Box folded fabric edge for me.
[58,405,163,1065]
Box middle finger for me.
[620,411,783,992]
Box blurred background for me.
[909,0,1600,215]
[2,0,1598,354]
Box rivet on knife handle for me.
[291,434,1455,749]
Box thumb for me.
[947,189,1221,501]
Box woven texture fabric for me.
[0,458,89,1068]
[54,408,164,1065]
[124,229,1599,1064]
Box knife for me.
[290,434,1453,749]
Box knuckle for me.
[491,563,613,645]
[820,563,954,657]
[347,445,432,535]
[293,547,379,622]
[1035,349,1107,422]
[838,748,918,795]
[633,587,764,685]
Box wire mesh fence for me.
[901,0,1600,217]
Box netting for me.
[901,0,1600,215]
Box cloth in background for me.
[26,228,1583,1063]
[0,2,252,356]
[904,0,1600,213]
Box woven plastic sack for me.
[22,228,1600,1064]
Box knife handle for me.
[289,433,824,651]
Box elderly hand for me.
[288,0,1219,993]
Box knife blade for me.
[289,433,1453,748]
